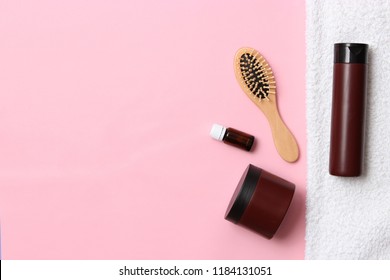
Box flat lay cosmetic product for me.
[210,124,254,151]
[225,164,295,239]
[234,47,299,163]
[329,43,368,177]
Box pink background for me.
[0,0,306,259]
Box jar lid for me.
[225,164,261,223]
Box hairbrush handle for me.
[263,104,299,163]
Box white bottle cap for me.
[210,124,226,141]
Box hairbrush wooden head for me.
[234,47,299,163]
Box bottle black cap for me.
[334,43,368,64]
[225,164,261,223]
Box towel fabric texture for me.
[306,0,390,259]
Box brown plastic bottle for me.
[329,43,368,177]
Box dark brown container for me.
[210,124,255,151]
[329,43,368,177]
[225,164,295,239]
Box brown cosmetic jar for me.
[225,164,295,239]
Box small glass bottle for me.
[210,124,254,151]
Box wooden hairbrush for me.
[234,47,299,163]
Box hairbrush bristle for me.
[237,50,276,100]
